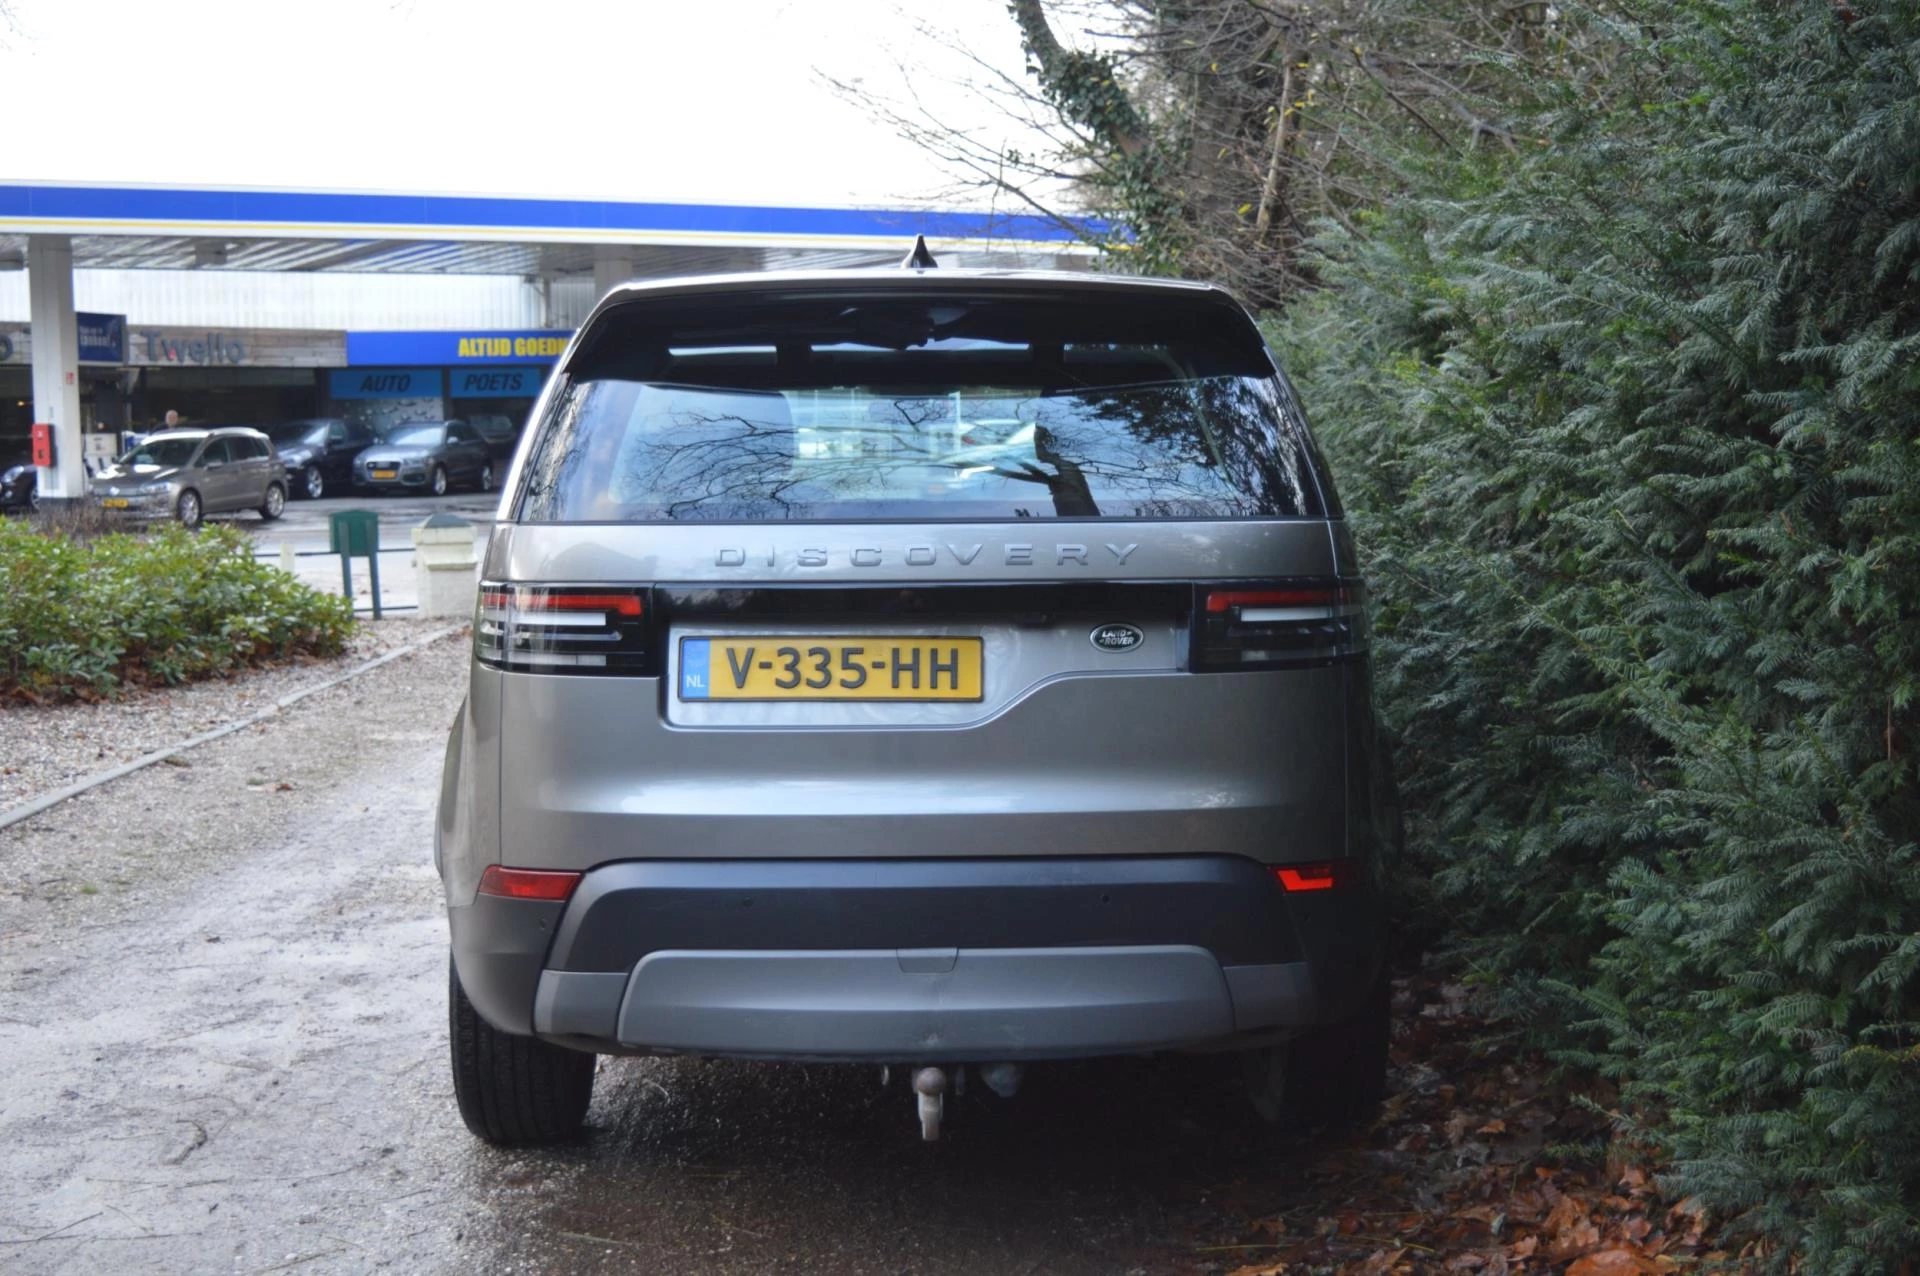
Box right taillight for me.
[1193,580,1368,670]
[475,582,651,674]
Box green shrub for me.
[0,520,355,702]
[1269,1,1920,1268]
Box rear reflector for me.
[1194,579,1367,670]
[476,582,650,675]
[477,866,582,901]
[1274,863,1340,893]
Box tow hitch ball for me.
[899,1063,1024,1140]
[912,1067,947,1141]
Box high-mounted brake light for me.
[1193,579,1368,670]
[477,865,582,901]
[1274,863,1340,893]
[476,583,652,674]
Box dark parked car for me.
[467,413,525,463]
[354,420,496,496]
[0,463,35,514]
[263,418,376,500]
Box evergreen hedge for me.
[0,520,355,702]
[1270,1,1920,1267]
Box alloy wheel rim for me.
[305,466,323,498]
[432,467,447,496]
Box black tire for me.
[449,956,594,1146]
[259,482,286,521]
[429,465,448,497]
[477,462,495,493]
[301,465,324,500]
[1242,972,1390,1131]
[175,488,203,530]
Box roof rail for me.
[900,235,939,269]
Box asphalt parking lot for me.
[249,491,500,549]
[240,491,497,615]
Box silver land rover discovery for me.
[437,255,1396,1145]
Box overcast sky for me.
[0,0,1053,210]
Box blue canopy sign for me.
[77,312,126,364]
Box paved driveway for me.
[0,634,1305,1275]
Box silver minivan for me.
[437,261,1396,1145]
[94,427,288,529]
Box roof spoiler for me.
[900,235,939,270]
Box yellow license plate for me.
[101,497,129,509]
[370,469,397,479]
[679,636,983,701]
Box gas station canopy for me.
[2,180,1100,503]
[0,181,1095,276]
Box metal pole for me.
[27,235,85,504]
[340,552,352,603]
[368,550,382,620]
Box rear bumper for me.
[448,855,1384,1061]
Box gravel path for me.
[0,625,1273,1276]
[0,619,460,818]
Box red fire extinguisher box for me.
[30,423,55,468]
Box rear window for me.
[516,291,1326,522]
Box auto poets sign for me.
[448,366,544,398]
[328,368,444,399]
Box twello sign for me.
[141,330,247,365]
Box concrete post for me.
[27,235,85,502]
[592,246,635,303]
[411,513,479,618]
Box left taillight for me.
[477,865,582,901]
[475,582,650,674]
[1193,580,1368,671]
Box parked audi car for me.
[353,420,496,495]
[437,261,1397,1147]
[263,418,376,500]
[0,463,35,514]
[93,427,288,529]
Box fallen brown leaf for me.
[1566,1247,1662,1275]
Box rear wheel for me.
[1241,972,1390,1131]
[449,956,594,1146]
[175,488,203,530]
[259,483,286,521]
